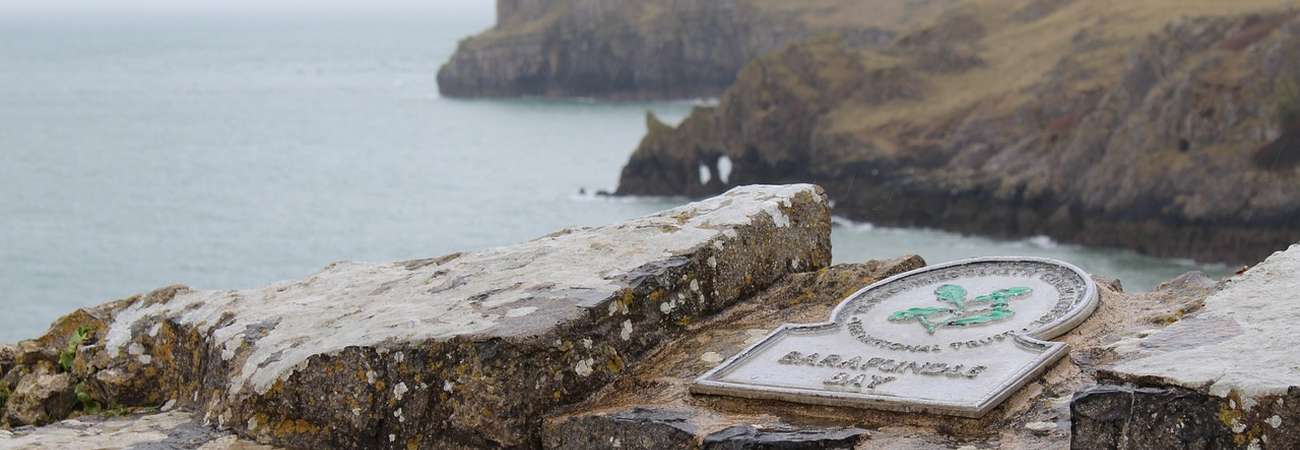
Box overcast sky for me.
[0,0,490,14]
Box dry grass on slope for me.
[824,0,1293,134]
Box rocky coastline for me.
[443,0,1300,264]
[3,185,1300,449]
[615,7,1300,265]
[437,0,901,100]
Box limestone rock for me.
[0,410,280,449]
[0,344,11,418]
[702,425,867,449]
[1150,271,1217,300]
[1023,421,1058,434]
[10,343,53,370]
[1,185,831,449]
[0,367,24,420]
[543,405,869,450]
[1074,244,1300,449]
[12,304,121,367]
[1104,245,1300,395]
[0,345,13,374]
[2,364,75,427]
[543,407,699,450]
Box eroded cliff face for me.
[440,0,780,99]
[617,1,1300,264]
[437,0,916,100]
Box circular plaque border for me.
[829,256,1097,342]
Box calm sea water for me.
[0,9,1227,342]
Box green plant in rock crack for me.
[58,326,93,373]
[0,383,9,413]
[74,382,102,414]
[1278,76,1300,127]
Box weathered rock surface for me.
[437,0,908,99]
[1073,244,1300,449]
[0,410,279,450]
[616,2,1300,264]
[1,365,74,427]
[0,185,831,449]
[703,424,867,449]
[542,251,1234,449]
[0,345,12,416]
[0,346,12,377]
[544,404,868,450]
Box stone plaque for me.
[691,257,1098,417]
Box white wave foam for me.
[830,216,875,231]
[1025,235,1059,249]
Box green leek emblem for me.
[888,285,1032,334]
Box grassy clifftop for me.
[820,0,1293,130]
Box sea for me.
[0,6,1229,342]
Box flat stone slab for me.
[0,410,279,450]
[1074,244,1300,449]
[1,185,831,449]
[1105,244,1300,400]
[693,257,1099,417]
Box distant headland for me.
[441,0,1300,264]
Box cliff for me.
[437,0,911,99]
[617,1,1300,264]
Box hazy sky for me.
[0,0,491,14]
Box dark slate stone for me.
[703,424,867,450]
[1071,384,1235,449]
[125,419,225,450]
[1070,385,1133,450]
[545,407,699,450]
